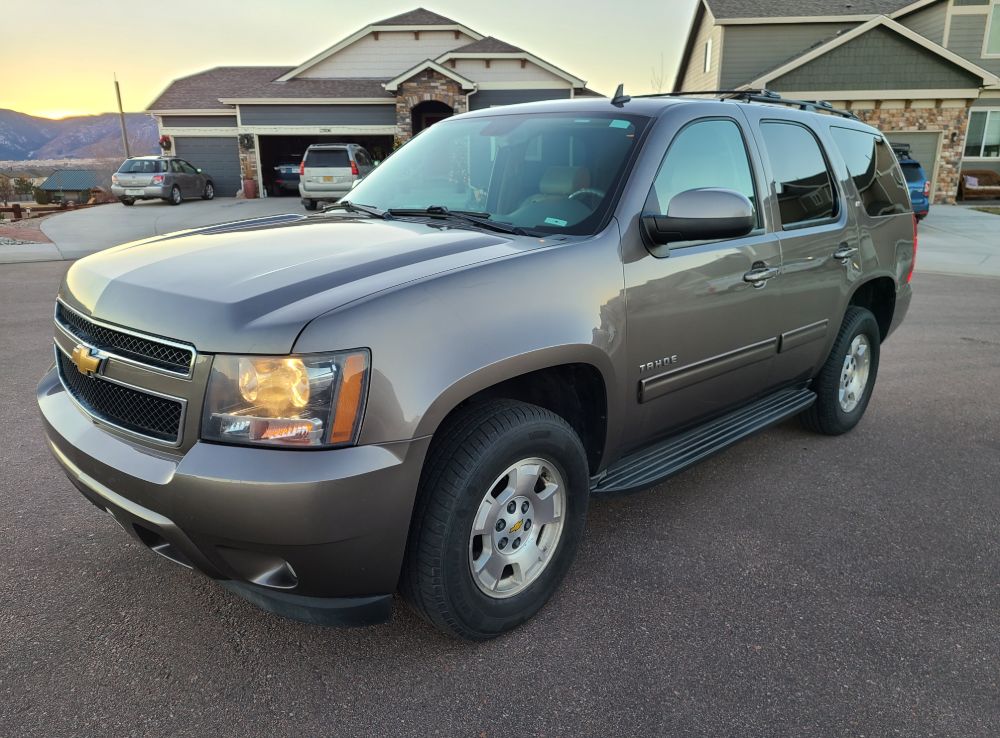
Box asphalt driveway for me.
[2,264,998,737]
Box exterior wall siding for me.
[898,3,948,45]
[299,31,476,78]
[770,28,982,90]
[160,115,238,127]
[720,23,856,88]
[947,14,1000,75]
[679,10,720,90]
[452,58,564,83]
[238,104,396,126]
[469,88,572,110]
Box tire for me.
[120,197,135,206]
[202,181,215,200]
[800,306,881,435]
[303,199,317,211]
[165,186,182,206]
[400,400,589,640]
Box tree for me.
[0,176,12,205]
[33,187,51,205]
[650,53,666,94]
[13,177,33,197]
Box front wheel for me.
[202,182,215,200]
[401,400,589,640]
[800,306,881,435]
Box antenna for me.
[611,83,631,107]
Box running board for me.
[593,387,816,494]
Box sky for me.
[1,0,699,118]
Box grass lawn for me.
[972,207,1000,215]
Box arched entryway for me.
[411,100,453,135]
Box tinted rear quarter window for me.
[306,149,350,167]
[830,127,911,216]
[759,121,837,227]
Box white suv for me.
[298,143,374,210]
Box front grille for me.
[56,303,193,374]
[57,351,183,443]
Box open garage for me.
[256,134,394,197]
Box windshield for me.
[344,112,649,235]
[118,159,164,174]
[900,162,924,184]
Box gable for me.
[451,58,566,84]
[675,3,719,90]
[720,22,857,88]
[298,30,478,79]
[769,26,983,91]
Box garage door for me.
[887,131,941,198]
[172,137,241,197]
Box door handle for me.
[743,265,780,287]
[833,244,859,261]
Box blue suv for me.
[892,145,930,220]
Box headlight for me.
[202,350,369,448]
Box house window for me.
[965,110,1000,157]
[704,38,713,74]
[986,5,1000,56]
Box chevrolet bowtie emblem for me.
[70,345,102,376]
[509,520,524,534]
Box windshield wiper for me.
[387,205,532,236]
[323,200,391,219]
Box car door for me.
[742,110,864,386]
[622,115,785,448]
[168,159,189,197]
[181,160,204,194]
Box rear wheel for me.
[165,186,182,206]
[120,197,135,206]
[202,181,215,200]
[303,199,317,211]
[401,400,589,640]
[800,306,881,435]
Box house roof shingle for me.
[705,0,914,20]
[449,36,523,54]
[148,67,394,109]
[40,170,102,191]
[373,7,460,26]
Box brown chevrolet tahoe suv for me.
[38,92,915,640]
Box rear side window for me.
[118,159,163,174]
[830,127,911,217]
[759,121,837,227]
[900,162,924,184]
[306,149,350,167]
[647,118,759,227]
[355,150,370,167]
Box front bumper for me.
[37,367,430,626]
[111,184,169,199]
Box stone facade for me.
[848,102,970,205]
[395,69,469,143]
[238,137,259,198]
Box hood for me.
[61,214,524,354]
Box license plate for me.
[323,176,334,183]
[126,188,144,196]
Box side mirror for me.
[641,188,754,246]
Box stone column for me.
[394,69,469,145]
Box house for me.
[147,7,595,198]
[673,0,1000,203]
[38,170,103,203]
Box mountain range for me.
[0,109,158,161]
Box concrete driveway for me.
[917,205,1000,277]
[39,197,304,260]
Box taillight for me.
[907,214,917,284]
[299,160,305,176]
[351,160,359,176]
[152,174,164,184]
[923,180,930,197]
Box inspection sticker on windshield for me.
[544,217,568,227]
[609,119,631,129]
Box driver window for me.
[647,119,758,225]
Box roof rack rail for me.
[634,89,859,120]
